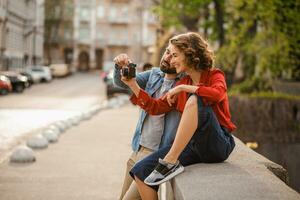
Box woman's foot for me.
[144,158,184,186]
[163,154,178,165]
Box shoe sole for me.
[144,165,184,186]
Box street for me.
[0,98,138,200]
[0,71,106,154]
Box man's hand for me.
[113,54,132,68]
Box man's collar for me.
[158,70,164,77]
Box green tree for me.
[153,0,300,92]
[153,0,210,31]
[216,0,300,92]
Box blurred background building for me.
[43,0,159,72]
[0,0,44,71]
[0,0,159,72]
[44,0,74,68]
[73,0,158,71]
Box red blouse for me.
[130,68,236,132]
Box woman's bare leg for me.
[133,96,198,199]
[164,95,198,164]
[135,176,158,200]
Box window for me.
[54,6,61,18]
[120,6,129,20]
[109,4,129,22]
[145,30,156,45]
[80,6,90,20]
[97,30,104,40]
[97,5,105,18]
[109,27,129,45]
[64,30,72,40]
[79,28,90,40]
[109,6,117,20]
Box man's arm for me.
[113,64,152,91]
[113,53,153,90]
[122,77,174,115]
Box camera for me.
[121,63,136,79]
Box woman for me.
[121,32,236,200]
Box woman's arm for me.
[195,73,227,103]
[166,72,227,104]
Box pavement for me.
[0,102,139,200]
[1,96,299,200]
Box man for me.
[113,47,182,200]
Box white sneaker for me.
[144,158,184,186]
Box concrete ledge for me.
[170,138,300,200]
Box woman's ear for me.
[193,57,200,64]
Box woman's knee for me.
[184,95,198,110]
[134,175,146,186]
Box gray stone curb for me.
[8,95,130,164]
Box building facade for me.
[73,0,158,71]
[44,0,74,66]
[0,0,44,71]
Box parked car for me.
[49,64,69,77]
[20,71,34,86]
[103,69,131,98]
[0,71,29,93]
[25,66,52,83]
[0,75,12,95]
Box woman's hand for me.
[166,85,183,106]
[166,84,199,106]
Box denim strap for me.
[188,93,204,107]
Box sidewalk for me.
[0,104,138,200]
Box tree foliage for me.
[152,0,211,31]
[153,0,300,92]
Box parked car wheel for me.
[0,88,9,95]
[14,84,24,93]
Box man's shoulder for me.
[147,67,164,79]
[150,67,162,74]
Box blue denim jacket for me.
[113,66,181,152]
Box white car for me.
[25,66,52,83]
[49,64,69,77]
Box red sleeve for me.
[195,71,227,104]
[130,89,174,115]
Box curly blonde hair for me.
[170,32,214,71]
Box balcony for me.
[108,16,130,24]
[107,39,130,46]
[94,39,106,48]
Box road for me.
[0,71,106,154]
[0,71,139,200]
